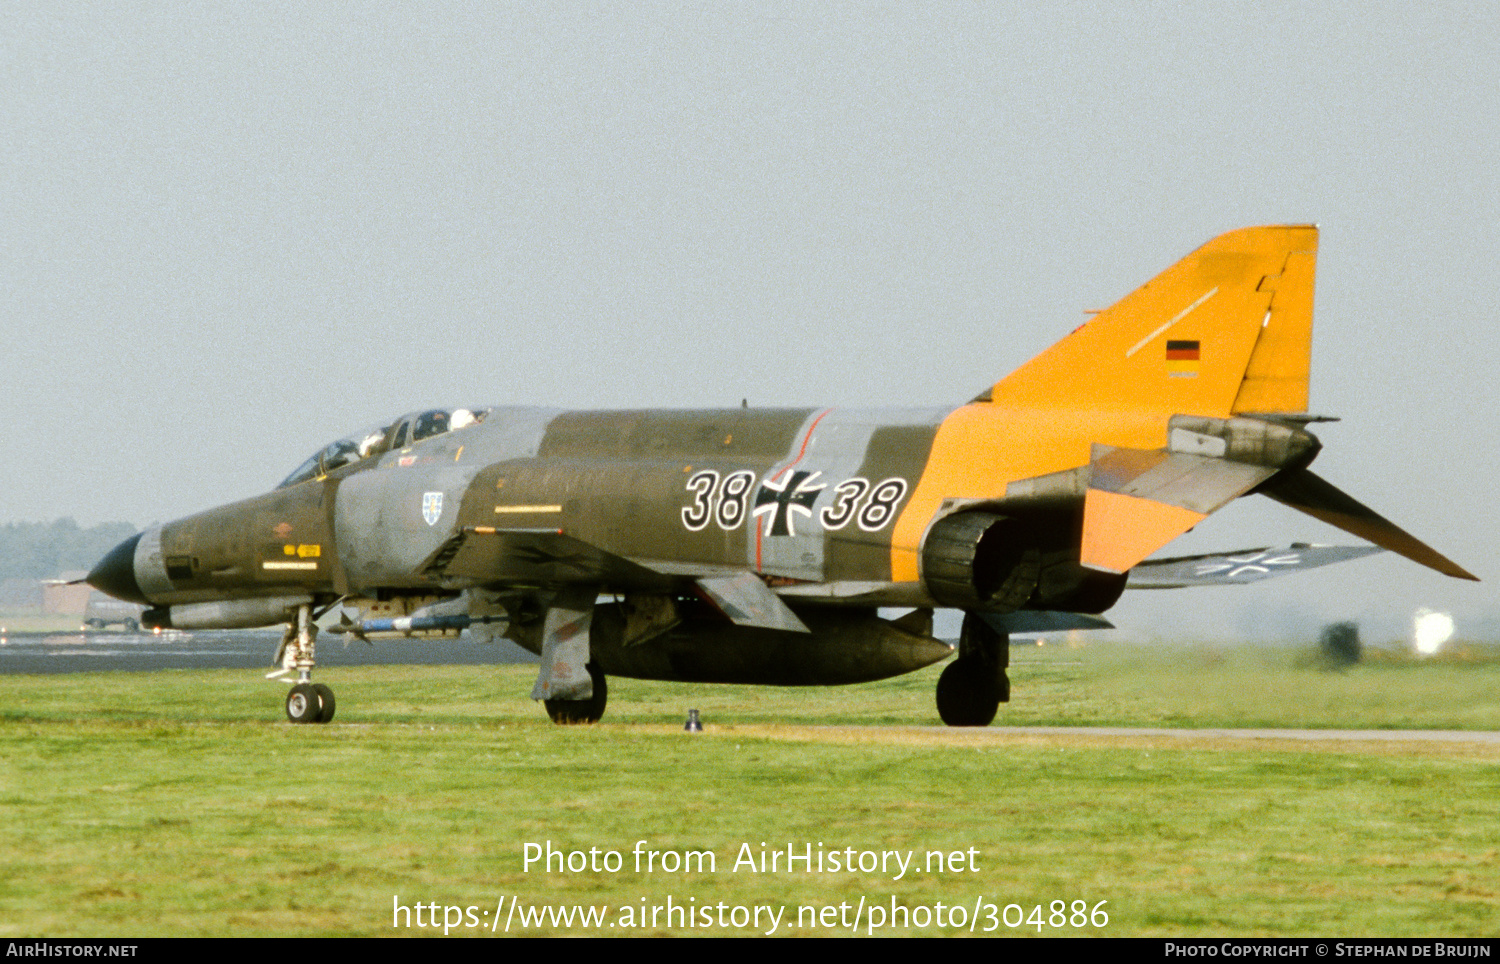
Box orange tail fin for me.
[981,225,1319,419]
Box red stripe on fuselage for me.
[756,408,833,571]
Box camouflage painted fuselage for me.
[117,405,959,608]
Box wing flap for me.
[696,571,811,633]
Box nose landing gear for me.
[286,681,336,723]
[279,605,336,724]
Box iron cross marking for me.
[1192,549,1303,580]
[753,470,825,537]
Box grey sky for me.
[4,3,1495,639]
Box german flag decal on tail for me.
[1165,339,1200,377]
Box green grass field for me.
[2,641,1498,937]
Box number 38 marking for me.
[681,470,757,531]
[683,470,907,533]
[819,476,907,532]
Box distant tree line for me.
[0,519,138,581]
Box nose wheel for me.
[286,682,336,723]
[279,604,337,724]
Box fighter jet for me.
[87,225,1475,726]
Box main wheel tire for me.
[313,683,336,723]
[936,658,1001,727]
[286,683,321,724]
[544,664,607,724]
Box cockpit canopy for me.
[277,407,488,489]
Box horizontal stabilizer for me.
[696,572,811,633]
[1260,470,1477,581]
[1128,544,1383,588]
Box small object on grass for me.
[684,709,703,732]
[1319,621,1361,669]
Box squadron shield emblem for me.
[421,491,444,526]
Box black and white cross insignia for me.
[1192,549,1303,580]
[753,470,825,537]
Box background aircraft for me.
[87,226,1474,726]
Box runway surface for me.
[0,628,536,674]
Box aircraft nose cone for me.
[87,533,148,604]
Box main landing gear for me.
[936,613,1010,727]
[530,588,607,725]
[544,663,607,724]
[278,604,336,724]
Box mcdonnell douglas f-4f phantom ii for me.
[87,226,1476,726]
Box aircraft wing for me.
[422,527,811,632]
[421,526,677,591]
[1127,543,1383,588]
